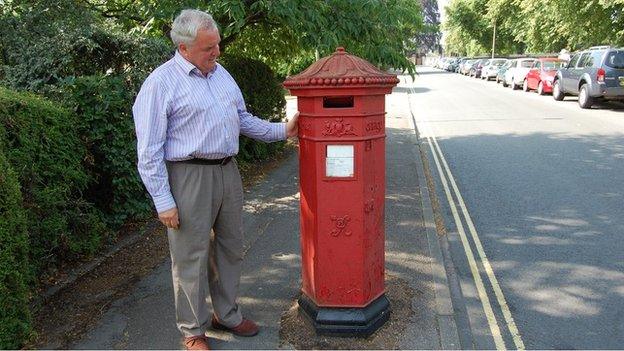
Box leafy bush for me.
[219,55,287,164]
[0,87,107,273]
[0,1,172,94]
[0,150,32,349]
[63,75,155,226]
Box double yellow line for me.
[406,80,525,350]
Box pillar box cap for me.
[283,47,400,92]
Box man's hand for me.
[159,207,180,230]
[286,111,300,138]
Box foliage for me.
[444,0,624,56]
[61,75,158,226]
[0,87,107,273]
[0,0,173,93]
[415,0,443,54]
[78,0,424,76]
[0,150,32,349]
[219,54,287,164]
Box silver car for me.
[481,58,508,80]
[553,46,624,108]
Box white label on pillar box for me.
[326,145,354,177]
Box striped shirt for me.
[133,51,286,213]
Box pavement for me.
[72,80,462,350]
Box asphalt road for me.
[406,67,624,349]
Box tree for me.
[415,0,442,54]
[444,0,624,56]
[79,0,424,75]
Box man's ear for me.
[178,43,189,57]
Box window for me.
[542,60,566,71]
[534,61,541,69]
[568,54,581,68]
[577,53,590,68]
[591,50,606,67]
[604,51,624,69]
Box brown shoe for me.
[211,315,259,337]
[184,335,210,350]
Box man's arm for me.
[236,91,299,141]
[133,77,179,228]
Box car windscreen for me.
[493,60,506,66]
[542,61,567,71]
[604,51,624,69]
[520,60,535,68]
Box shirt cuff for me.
[272,122,287,141]
[153,193,177,214]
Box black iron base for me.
[297,293,391,337]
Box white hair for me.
[170,9,218,47]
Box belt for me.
[178,157,232,166]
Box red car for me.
[523,58,567,95]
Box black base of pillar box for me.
[297,293,391,337]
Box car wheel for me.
[502,79,508,87]
[523,79,529,92]
[512,78,519,90]
[537,81,545,95]
[578,84,594,109]
[552,80,565,101]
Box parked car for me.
[446,58,461,72]
[553,46,624,108]
[497,60,514,85]
[455,58,468,73]
[504,58,537,89]
[461,59,476,75]
[481,58,508,80]
[523,58,568,94]
[469,59,488,78]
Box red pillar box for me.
[284,47,399,336]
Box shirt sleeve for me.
[235,87,287,142]
[133,77,176,213]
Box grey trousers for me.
[166,160,244,337]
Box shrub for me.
[0,87,107,274]
[0,1,172,93]
[219,55,287,165]
[0,150,32,349]
[63,75,154,226]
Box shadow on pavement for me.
[431,130,624,349]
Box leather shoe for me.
[211,315,259,337]
[184,335,210,350]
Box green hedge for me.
[0,150,32,349]
[220,55,287,165]
[0,87,107,273]
[63,75,154,226]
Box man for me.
[133,9,298,350]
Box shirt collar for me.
[174,51,218,77]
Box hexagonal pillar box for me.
[284,47,399,336]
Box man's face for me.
[179,28,221,75]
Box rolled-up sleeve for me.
[133,77,176,213]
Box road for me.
[405,67,624,349]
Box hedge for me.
[219,55,287,165]
[0,52,288,349]
[0,150,32,349]
[63,75,154,226]
[0,87,107,274]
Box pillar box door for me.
[284,47,399,336]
